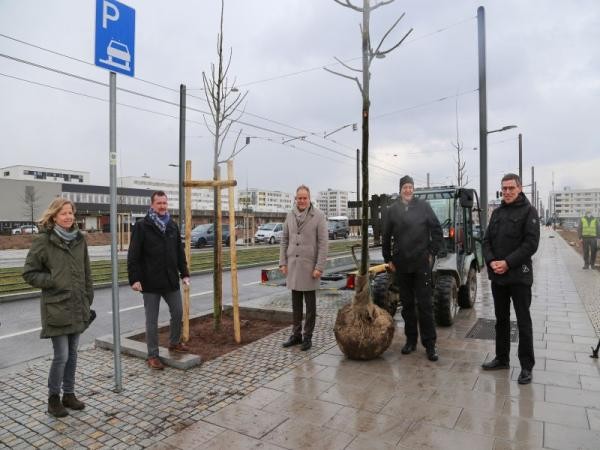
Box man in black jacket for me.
[127,191,191,370]
[382,175,443,361]
[482,174,540,385]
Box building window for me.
[3,171,9,176]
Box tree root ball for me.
[333,274,395,360]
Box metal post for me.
[109,72,122,393]
[178,84,186,228]
[477,6,489,229]
[427,172,430,187]
[531,166,535,205]
[356,148,360,234]
[518,133,522,182]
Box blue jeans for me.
[48,334,80,396]
[143,290,183,357]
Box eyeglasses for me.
[501,186,518,191]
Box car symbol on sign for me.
[99,39,131,71]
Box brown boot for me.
[147,356,165,370]
[62,393,85,410]
[48,394,68,417]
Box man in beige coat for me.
[279,185,328,351]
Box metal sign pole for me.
[109,71,123,392]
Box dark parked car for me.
[190,223,230,248]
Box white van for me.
[254,222,284,244]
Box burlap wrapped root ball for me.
[334,273,395,360]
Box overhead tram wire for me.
[1,18,475,161]
[0,67,401,178]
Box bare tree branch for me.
[333,0,363,12]
[324,67,364,95]
[373,27,413,58]
[334,56,361,72]
[372,13,405,55]
[369,0,395,12]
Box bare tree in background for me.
[451,96,469,187]
[22,186,41,227]
[202,0,248,330]
[326,0,412,276]
[328,0,412,360]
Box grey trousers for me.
[143,290,183,358]
[291,290,316,339]
[48,333,80,396]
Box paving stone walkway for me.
[1,228,600,449]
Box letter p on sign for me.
[103,1,120,28]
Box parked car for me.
[11,225,39,235]
[327,216,350,240]
[190,223,230,248]
[254,222,284,244]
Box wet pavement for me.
[1,228,600,449]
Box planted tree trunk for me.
[329,0,411,360]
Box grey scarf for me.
[53,224,78,243]
[293,204,311,229]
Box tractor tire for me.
[458,266,477,309]
[433,274,458,327]
[371,272,400,318]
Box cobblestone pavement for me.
[2,228,600,449]
[0,290,351,449]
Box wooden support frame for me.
[181,159,241,344]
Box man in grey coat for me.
[279,185,328,351]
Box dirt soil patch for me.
[131,313,290,362]
[0,232,112,250]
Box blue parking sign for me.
[95,0,135,77]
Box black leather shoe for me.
[518,369,532,385]
[282,335,302,348]
[583,265,589,270]
[401,343,417,354]
[300,337,312,351]
[481,358,510,370]
[426,345,439,362]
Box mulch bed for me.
[130,314,290,362]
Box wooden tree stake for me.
[227,160,241,344]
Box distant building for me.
[237,188,292,213]
[317,189,350,218]
[118,175,232,212]
[549,187,600,226]
[1,165,89,184]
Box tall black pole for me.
[356,148,360,233]
[531,166,535,205]
[518,133,522,182]
[477,6,489,229]
[178,84,186,228]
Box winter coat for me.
[279,205,328,291]
[483,193,540,286]
[23,229,94,339]
[127,215,189,293]
[382,197,443,273]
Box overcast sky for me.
[1,0,599,209]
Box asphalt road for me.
[0,265,288,369]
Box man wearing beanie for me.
[382,175,443,361]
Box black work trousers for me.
[491,282,535,370]
[291,290,316,339]
[395,262,437,347]
[582,237,598,267]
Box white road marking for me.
[107,304,144,314]
[242,281,261,286]
[190,290,214,297]
[0,327,42,340]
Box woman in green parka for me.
[23,198,93,418]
